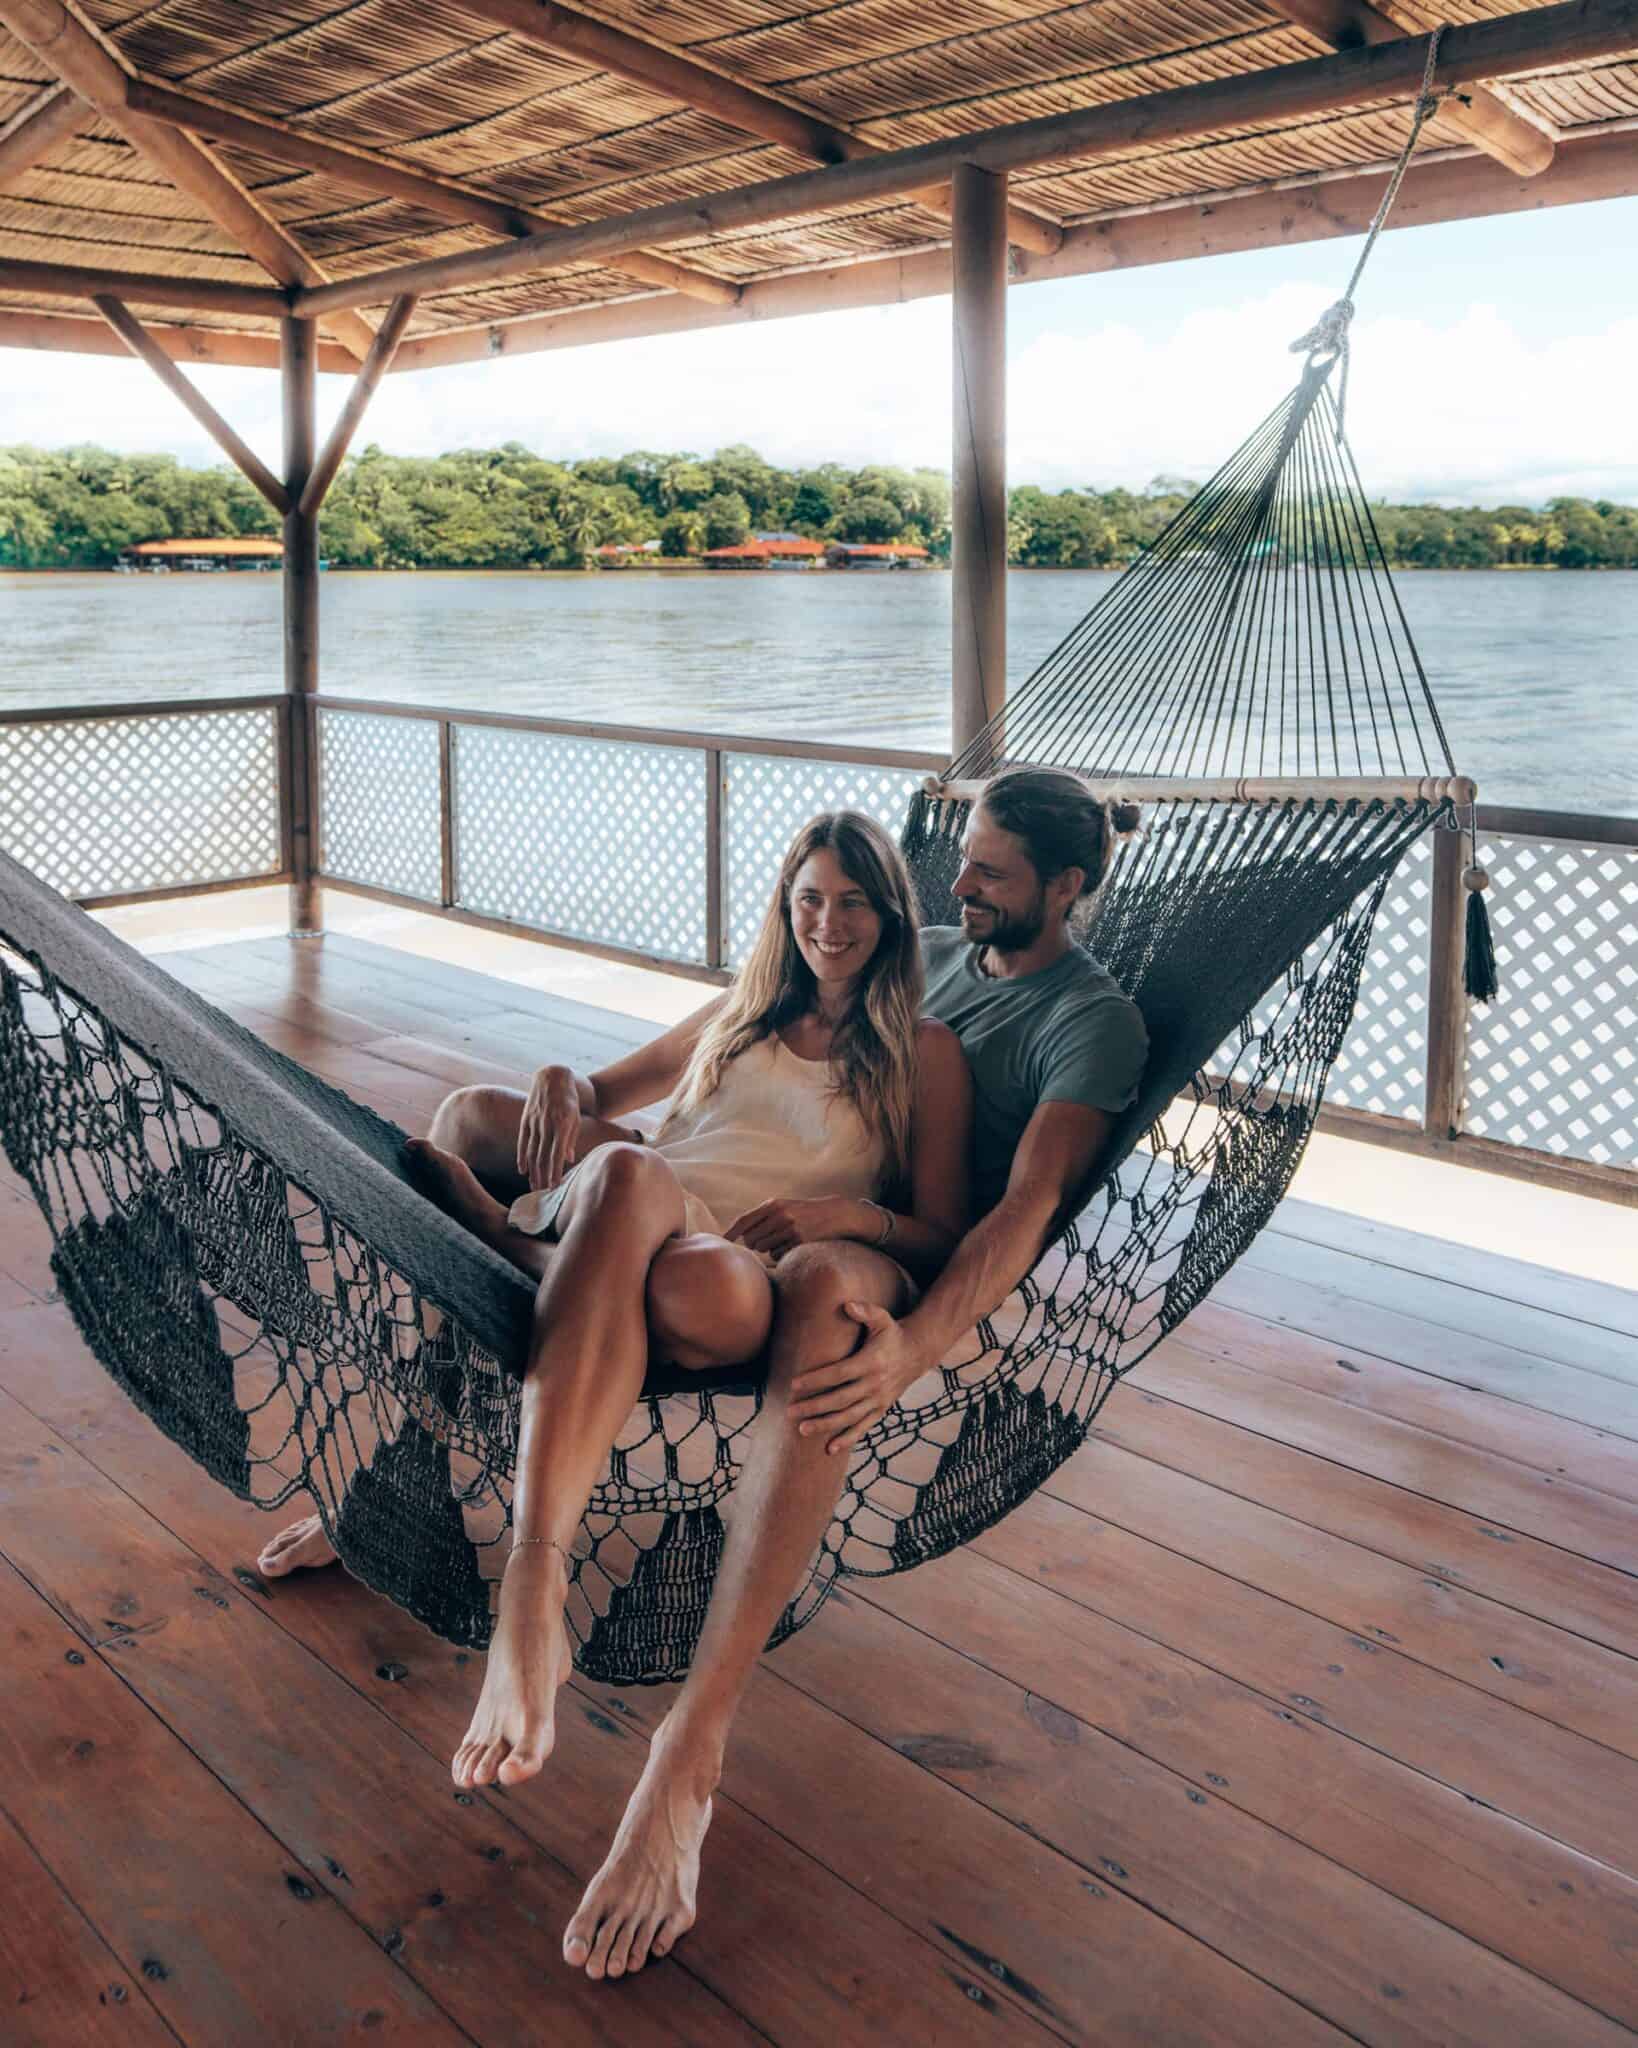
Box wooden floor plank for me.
[1167,1306,1638,1505]
[0,1327,1058,2048]
[1238,1231,1638,1385]
[0,1805,182,2047]
[1120,1350,1638,1608]
[1210,1264,1638,1439]
[0,1550,469,2046]
[1047,1432,1638,1759]
[1266,1198,1638,1342]
[971,1490,1638,1877]
[848,1550,1638,2035]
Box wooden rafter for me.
[298,294,418,516]
[291,0,1638,320]
[124,78,739,308]
[450,0,1065,257]
[0,307,355,369]
[1280,0,1556,175]
[375,126,1638,374]
[0,256,287,317]
[0,81,81,189]
[92,295,289,513]
[0,0,376,359]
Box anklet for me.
[507,1534,573,1567]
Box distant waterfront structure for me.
[123,537,284,573]
[704,534,828,570]
[824,541,932,571]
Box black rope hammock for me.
[0,66,1495,1680]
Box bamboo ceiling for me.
[2,0,1636,368]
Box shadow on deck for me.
[3,933,1635,2045]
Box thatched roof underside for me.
[2,0,1636,355]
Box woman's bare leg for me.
[258,1083,672,1580]
[561,1240,908,1979]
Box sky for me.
[4,193,1636,507]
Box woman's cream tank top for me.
[653,1033,888,1236]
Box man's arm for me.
[787,1098,1115,1452]
[895,1098,1113,1369]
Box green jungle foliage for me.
[4,441,1637,571]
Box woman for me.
[257,810,970,1797]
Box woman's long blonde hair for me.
[663,811,923,1191]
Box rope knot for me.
[1289,297,1353,363]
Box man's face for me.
[951,806,1050,953]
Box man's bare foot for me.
[256,1513,338,1578]
[403,1138,549,1279]
[451,1541,575,1792]
[563,1715,719,1979]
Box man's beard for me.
[961,889,1047,955]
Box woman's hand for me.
[789,1302,929,1455]
[518,1064,582,1190]
[724,1194,857,1259]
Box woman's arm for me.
[518,994,724,1188]
[725,1019,973,1284]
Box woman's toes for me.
[606,1916,640,1978]
[563,1927,591,1969]
[497,1739,545,1787]
[587,1919,621,1980]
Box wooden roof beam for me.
[0,255,289,317]
[93,294,289,512]
[378,126,1638,374]
[0,0,377,359]
[0,305,355,368]
[298,293,417,516]
[124,77,739,307]
[0,81,82,189]
[1280,0,1555,176]
[294,0,1638,320]
[451,0,1064,257]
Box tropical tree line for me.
[4,441,1637,571]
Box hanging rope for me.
[1290,24,1448,437]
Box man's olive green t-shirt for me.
[919,924,1148,1214]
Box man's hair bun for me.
[1107,798,1142,838]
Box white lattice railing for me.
[1,691,1630,1204]
[0,695,288,906]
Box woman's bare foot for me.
[562,1715,719,1978]
[256,1513,338,1577]
[404,1138,550,1279]
[451,1541,575,1792]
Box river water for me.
[3,567,1633,814]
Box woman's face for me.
[788,846,885,993]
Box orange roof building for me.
[129,537,284,559]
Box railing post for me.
[705,747,725,969]
[281,315,322,936]
[1423,821,1470,1141]
[951,161,1008,766]
[439,718,456,910]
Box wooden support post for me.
[282,317,322,936]
[93,297,289,514]
[299,294,417,517]
[1423,822,1471,1140]
[951,163,1008,765]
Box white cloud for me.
[3,279,1634,504]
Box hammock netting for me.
[0,355,1468,1683]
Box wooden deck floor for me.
[3,931,1635,2047]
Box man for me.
[259,764,1145,1984]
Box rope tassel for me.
[1463,862,1499,1004]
